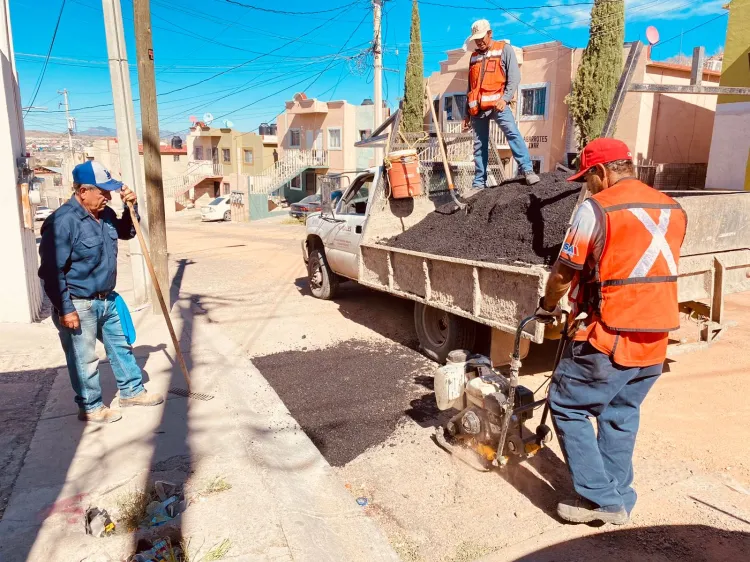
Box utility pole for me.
[134,0,169,311]
[102,0,151,306]
[373,0,384,163]
[57,88,74,157]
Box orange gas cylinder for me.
[386,149,422,199]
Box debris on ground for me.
[252,340,442,466]
[84,507,115,537]
[383,171,581,266]
[116,483,186,531]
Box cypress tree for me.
[566,0,625,147]
[402,0,424,133]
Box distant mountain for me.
[79,126,118,137]
[32,126,186,140]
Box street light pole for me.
[373,0,384,163]
[101,0,151,306]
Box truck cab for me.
[303,168,379,298]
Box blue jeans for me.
[548,341,662,513]
[471,107,533,188]
[52,297,145,412]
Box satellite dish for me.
[646,26,660,46]
[203,112,214,125]
[223,119,234,128]
[189,115,197,124]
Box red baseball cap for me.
[567,138,633,182]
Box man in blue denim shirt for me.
[39,161,163,424]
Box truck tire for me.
[414,303,476,363]
[308,249,338,300]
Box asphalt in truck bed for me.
[385,171,581,266]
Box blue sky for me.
[15,0,729,135]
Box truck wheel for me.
[414,303,476,363]
[308,249,338,300]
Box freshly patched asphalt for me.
[386,171,581,266]
[252,340,441,467]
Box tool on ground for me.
[424,83,466,214]
[126,201,214,401]
[433,314,569,470]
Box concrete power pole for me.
[133,0,169,310]
[58,89,74,156]
[373,0,384,163]
[101,0,151,306]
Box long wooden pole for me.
[424,83,457,194]
[127,202,192,390]
[133,0,169,311]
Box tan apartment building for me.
[84,137,189,182]
[426,41,720,185]
[185,123,271,204]
[268,94,384,203]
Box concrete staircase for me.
[164,160,223,208]
[248,149,329,195]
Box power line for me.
[485,0,568,46]
[653,11,728,49]
[23,0,67,117]
[419,0,595,10]
[220,0,360,15]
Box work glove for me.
[535,297,563,326]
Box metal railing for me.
[164,160,225,208]
[429,121,508,148]
[248,149,329,194]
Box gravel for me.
[384,171,582,266]
[252,340,441,467]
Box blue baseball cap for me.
[72,160,123,191]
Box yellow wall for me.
[718,0,750,105]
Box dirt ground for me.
[7,211,747,560]
[161,212,750,561]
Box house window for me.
[243,149,254,164]
[222,148,231,163]
[520,83,549,120]
[359,129,372,141]
[289,129,301,147]
[328,128,342,150]
[443,94,467,121]
[173,154,180,162]
[290,175,302,191]
[223,182,230,194]
[194,146,203,160]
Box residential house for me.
[32,165,65,208]
[267,93,385,203]
[185,123,269,205]
[84,137,189,180]
[706,0,750,190]
[426,41,720,186]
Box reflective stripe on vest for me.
[587,180,687,333]
[467,40,507,116]
[470,49,504,64]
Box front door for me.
[305,171,316,195]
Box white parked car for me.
[34,206,54,221]
[200,196,232,222]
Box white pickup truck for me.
[303,165,750,364]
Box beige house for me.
[84,138,188,181]
[426,41,720,185]
[270,94,384,202]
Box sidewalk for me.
[0,298,398,561]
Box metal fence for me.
[637,163,709,190]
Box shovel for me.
[425,84,465,215]
[126,201,213,401]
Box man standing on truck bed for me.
[461,19,540,187]
[536,138,686,525]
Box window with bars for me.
[289,129,301,147]
[328,128,342,150]
[222,148,231,163]
[243,149,254,164]
[194,146,203,160]
[444,94,467,121]
[520,85,548,119]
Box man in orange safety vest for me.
[536,138,687,525]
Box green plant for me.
[402,0,425,133]
[566,0,625,147]
[202,539,232,561]
[204,476,232,495]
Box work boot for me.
[119,390,164,408]
[557,498,629,525]
[78,406,123,424]
[524,171,541,186]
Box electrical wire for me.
[653,11,728,48]
[419,0,595,10]
[23,0,66,116]
[220,0,360,15]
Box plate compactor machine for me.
[433,315,566,471]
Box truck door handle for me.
[356,225,362,234]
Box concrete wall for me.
[0,0,42,322]
[85,138,188,180]
[706,0,750,190]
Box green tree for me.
[401,0,424,133]
[566,0,625,147]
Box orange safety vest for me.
[583,179,687,333]
[467,40,507,116]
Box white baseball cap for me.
[468,19,491,42]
